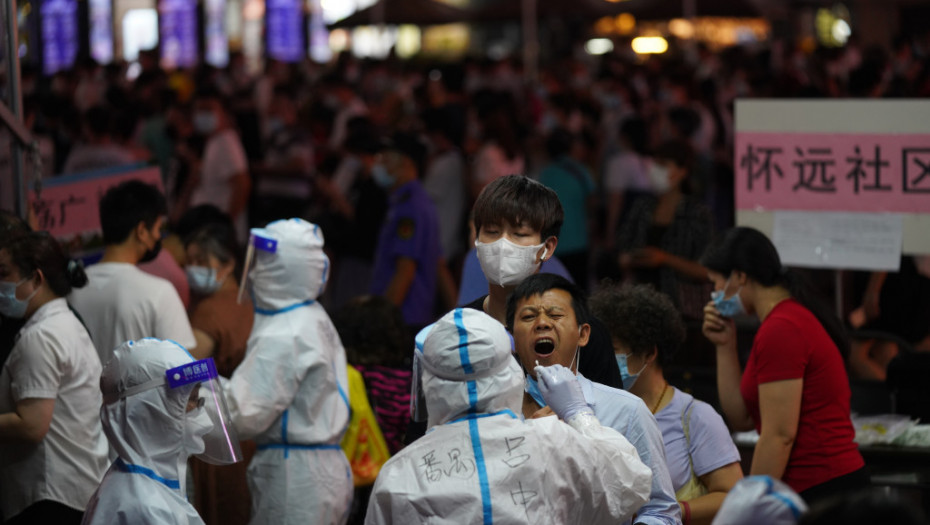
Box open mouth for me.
[534,338,555,357]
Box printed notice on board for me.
[773,211,903,271]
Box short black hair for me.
[99,180,167,245]
[332,295,412,368]
[382,132,427,177]
[174,204,232,240]
[589,282,685,369]
[545,127,575,159]
[84,105,113,138]
[184,221,241,279]
[473,175,564,241]
[506,273,589,331]
[654,139,694,171]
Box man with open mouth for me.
[507,273,681,525]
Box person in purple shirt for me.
[369,133,443,331]
[590,282,743,524]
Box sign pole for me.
[3,0,27,219]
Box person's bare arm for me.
[604,191,624,250]
[0,398,55,443]
[190,328,217,360]
[384,257,417,308]
[750,379,802,480]
[685,462,744,525]
[228,171,251,220]
[436,258,458,312]
[703,301,754,431]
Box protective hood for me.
[712,476,807,525]
[99,339,196,490]
[249,219,329,313]
[420,308,523,428]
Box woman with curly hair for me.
[591,282,743,525]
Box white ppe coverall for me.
[225,218,353,525]
[82,339,205,525]
[365,308,652,525]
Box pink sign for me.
[735,132,930,213]
[28,166,163,241]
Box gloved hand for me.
[534,364,593,421]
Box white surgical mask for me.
[183,405,214,456]
[0,278,39,319]
[475,237,547,287]
[186,265,223,295]
[648,162,671,193]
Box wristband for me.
[681,500,691,525]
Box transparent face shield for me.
[166,358,243,465]
[237,229,279,304]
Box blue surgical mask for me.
[186,266,223,295]
[525,345,578,408]
[525,375,547,408]
[371,163,395,189]
[0,278,39,319]
[711,278,746,318]
[616,353,647,391]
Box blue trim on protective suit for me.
[253,298,315,316]
[761,476,803,520]
[334,360,351,437]
[319,257,329,298]
[448,409,519,425]
[281,409,290,458]
[453,309,493,524]
[257,443,341,451]
[114,458,181,490]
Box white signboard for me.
[773,211,903,271]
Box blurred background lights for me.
[585,38,614,55]
[631,36,668,54]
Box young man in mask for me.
[507,273,680,525]
[406,175,623,443]
[70,180,195,365]
[465,175,622,390]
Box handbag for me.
[340,365,391,486]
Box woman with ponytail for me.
[0,232,107,523]
[700,227,866,506]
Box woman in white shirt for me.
[0,232,108,524]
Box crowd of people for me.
[3,29,930,524]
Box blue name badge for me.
[250,230,278,253]
[166,358,219,388]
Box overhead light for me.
[616,13,636,34]
[585,38,614,55]
[831,19,851,45]
[668,18,694,39]
[631,36,668,54]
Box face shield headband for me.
[237,229,279,304]
[103,357,243,466]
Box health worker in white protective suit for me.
[83,338,243,525]
[225,218,353,525]
[366,308,653,524]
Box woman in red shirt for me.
[701,227,866,505]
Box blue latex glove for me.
[534,364,592,421]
